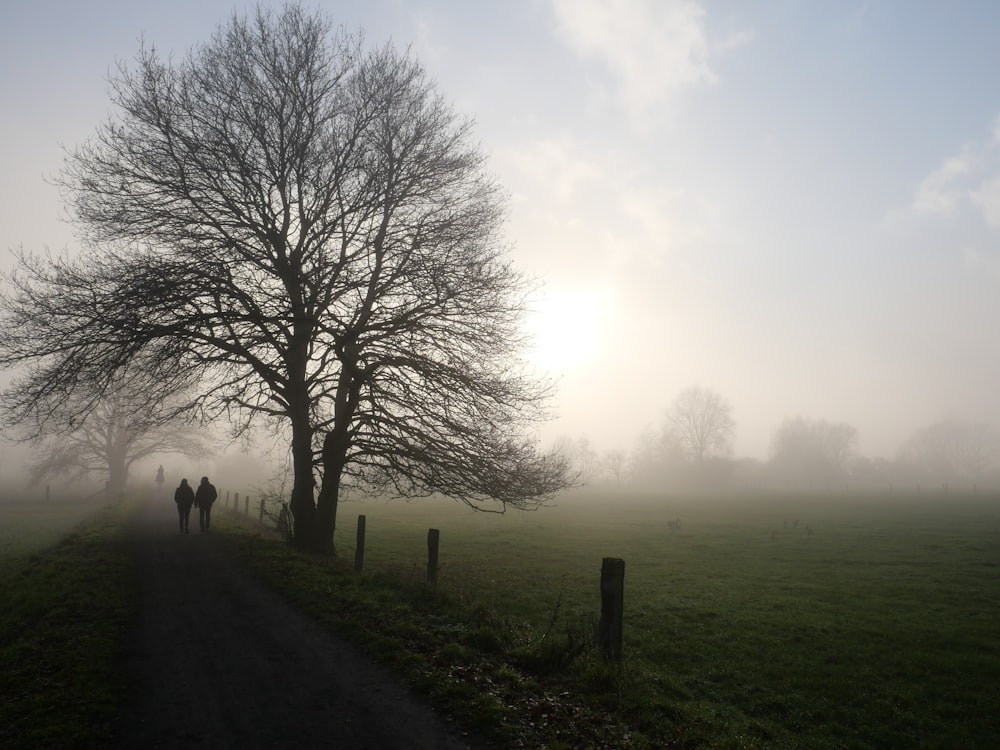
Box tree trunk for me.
[287,405,317,550]
[306,335,363,554]
[107,451,128,498]
[312,428,346,554]
[311,354,362,554]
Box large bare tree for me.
[665,386,735,463]
[0,5,568,552]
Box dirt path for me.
[115,497,483,749]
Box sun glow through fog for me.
[524,287,607,374]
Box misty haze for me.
[1,2,999,748]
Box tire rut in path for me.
[116,498,482,749]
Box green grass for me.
[0,495,112,562]
[4,489,998,748]
[220,488,1000,748]
[0,497,139,749]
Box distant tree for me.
[769,416,857,488]
[575,437,599,481]
[897,420,999,485]
[603,449,627,484]
[551,435,596,483]
[0,5,569,552]
[627,425,687,487]
[665,386,735,463]
[628,427,662,485]
[3,356,210,496]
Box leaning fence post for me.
[598,557,625,662]
[354,515,366,573]
[427,528,440,584]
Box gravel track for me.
[115,497,482,749]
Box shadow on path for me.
[116,497,480,749]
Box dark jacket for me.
[195,480,218,508]
[174,481,195,509]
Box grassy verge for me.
[218,513,627,749]
[216,489,1000,749]
[0,499,139,749]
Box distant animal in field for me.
[667,517,681,531]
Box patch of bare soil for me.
[115,498,483,749]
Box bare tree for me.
[665,386,735,463]
[603,449,626,484]
[897,420,999,485]
[0,5,568,552]
[27,390,211,498]
[550,435,595,483]
[3,353,210,496]
[769,415,858,488]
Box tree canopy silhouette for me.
[0,4,569,552]
[665,386,735,463]
[769,415,858,487]
[17,364,211,497]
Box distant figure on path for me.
[155,465,165,496]
[174,478,195,535]
[195,476,218,533]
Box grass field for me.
[294,487,1000,748]
[3,487,998,748]
[0,495,112,562]
[0,495,137,749]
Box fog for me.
[2,2,999,487]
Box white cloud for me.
[910,148,974,218]
[501,136,603,204]
[549,0,748,116]
[618,184,713,264]
[501,134,714,269]
[901,114,1000,231]
[970,176,1000,228]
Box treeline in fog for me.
[552,386,1000,494]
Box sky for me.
[2,0,999,461]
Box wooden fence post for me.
[259,498,265,523]
[598,557,625,662]
[354,515,366,573]
[427,528,440,584]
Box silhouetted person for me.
[195,476,218,533]
[155,465,165,496]
[174,478,194,535]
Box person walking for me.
[174,478,195,535]
[195,476,218,533]
[155,465,165,497]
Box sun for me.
[523,287,607,374]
